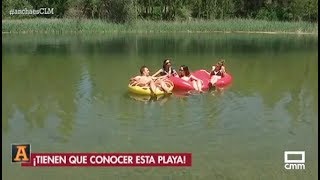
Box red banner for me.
[21,153,192,167]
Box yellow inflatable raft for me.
[128,80,174,96]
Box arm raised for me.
[152,69,163,77]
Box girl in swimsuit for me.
[179,65,203,92]
[210,59,226,86]
[152,59,178,78]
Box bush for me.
[256,7,278,21]
[107,0,135,23]
[175,7,192,21]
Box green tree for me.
[2,0,33,18]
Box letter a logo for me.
[11,144,31,163]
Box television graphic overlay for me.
[10,144,192,167]
[12,144,31,163]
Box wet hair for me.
[162,59,171,69]
[211,59,225,75]
[140,65,147,75]
[217,59,225,66]
[180,65,190,76]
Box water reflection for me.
[2,34,317,135]
[2,55,80,142]
[3,34,318,56]
[128,93,171,105]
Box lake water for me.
[2,33,318,180]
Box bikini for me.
[160,68,177,76]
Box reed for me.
[2,18,318,34]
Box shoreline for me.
[2,31,317,35]
[2,19,318,35]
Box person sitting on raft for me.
[130,65,172,95]
[210,59,226,86]
[152,59,179,78]
[178,65,204,93]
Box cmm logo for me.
[284,151,305,170]
[12,144,31,163]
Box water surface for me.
[2,33,318,180]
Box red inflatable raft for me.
[214,72,233,87]
[168,69,210,91]
[169,69,232,91]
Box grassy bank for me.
[2,18,318,34]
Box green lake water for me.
[2,33,318,180]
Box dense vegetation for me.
[2,0,318,23]
[2,18,317,33]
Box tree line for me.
[2,0,318,23]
